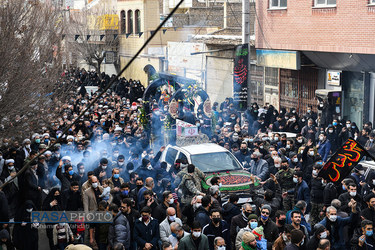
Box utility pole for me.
[242,0,251,109]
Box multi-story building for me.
[255,0,375,127]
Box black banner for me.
[233,44,249,111]
[318,138,369,183]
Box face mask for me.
[319,136,324,141]
[59,223,66,227]
[328,130,334,133]
[333,122,337,126]
[297,139,303,143]
[278,219,286,225]
[192,232,201,238]
[8,166,14,171]
[349,191,357,197]
[26,145,31,149]
[371,139,374,142]
[113,153,119,158]
[79,169,85,174]
[122,190,129,196]
[194,203,202,209]
[147,165,153,170]
[346,124,351,128]
[217,246,226,250]
[286,145,290,149]
[320,231,327,239]
[26,208,33,213]
[102,165,107,170]
[329,215,337,222]
[92,183,98,188]
[313,170,318,176]
[212,218,221,224]
[372,180,375,186]
[274,164,281,168]
[309,151,314,156]
[168,198,174,204]
[142,215,149,222]
[35,139,41,144]
[113,174,119,179]
[68,170,74,175]
[250,221,258,229]
[293,158,298,163]
[261,214,268,221]
[293,177,298,183]
[274,137,279,141]
[259,146,264,149]
[366,230,374,237]
[169,215,176,221]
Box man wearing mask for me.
[234,142,251,165]
[83,176,103,213]
[351,219,375,249]
[61,181,82,211]
[306,224,329,250]
[134,206,160,250]
[235,214,259,249]
[160,207,182,244]
[178,221,209,250]
[56,160,81,192]
[230,203,253,246]
[168,222,189,249]
[258,205,279,249]
[310,164,325,226]
[154,191,178,223]
[276,158,295,211]
[180,164,205,205]
[301,119,317,143]
[108,204,131,249]
[113,183,131,207]
[290,171,310,212]
[108,168,125,195]
[202,209,231,250]
[317,132,331,163]
[338,182,362,214]
[326,125,339,153]
[318,201,358,250]
[275,210,287,235]
[272,224,294,250]
[93,158,111,184]
[249,151,269,181]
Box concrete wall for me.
[256,0,375,54]
[206,56,233,104]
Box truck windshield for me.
[190,152,242,173]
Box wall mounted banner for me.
[318,138,369,183]
[233,44,249,111]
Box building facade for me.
[255,0,375,127]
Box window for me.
[177,152,188,162]
[127,10,133,33]
[135,10,141,33]
[270,0,287,8]
[315,0,336,7]
[165,148,178,165]
[371,0,375,4]
[120,10,126,34]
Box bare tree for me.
[0,0,71,139]
[67,0,119,77]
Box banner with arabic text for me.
[318,138,368,183]
[233,44,249,111]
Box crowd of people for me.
[0,69,374,250]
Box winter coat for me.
[230,213,248,246]
[351,227,375,250]
[108,212,131,249]
[180,173,203,204]
[223,202,241,225]
[56,166,81,192]
[160,217,182,243]
[258,219,279,249]
[195,206,211,228]
[310,177,324,203]
[202,220,231,250]
[178,234,209,250]
[318,212,359,249]
[318,139,331,162]
[52,223,73,245]
[249,159,269,181]
[133,217,160,250]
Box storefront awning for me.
[303,51,375,72]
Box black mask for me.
[278,219,286,225]
[212,218,221,224]
[241,149,247,154]
[251,157,258,161]
[244,212,251,218]
[137,185,143,189]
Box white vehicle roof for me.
[179,143,228,155]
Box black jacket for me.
[310,177,324,203]
[61,189,83,211]
[56,166,81,192]
[258,218,279,249]
[323,183,338,207]
[202,220,231,250]
[133,217,159,250]
[230,213,248,245]
[351,227,375,250]
[222,202,240,226]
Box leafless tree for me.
[67,0,120,78]
[0,0,72,139]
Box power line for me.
[0,0,186,190]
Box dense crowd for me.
[0,69,374,250]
